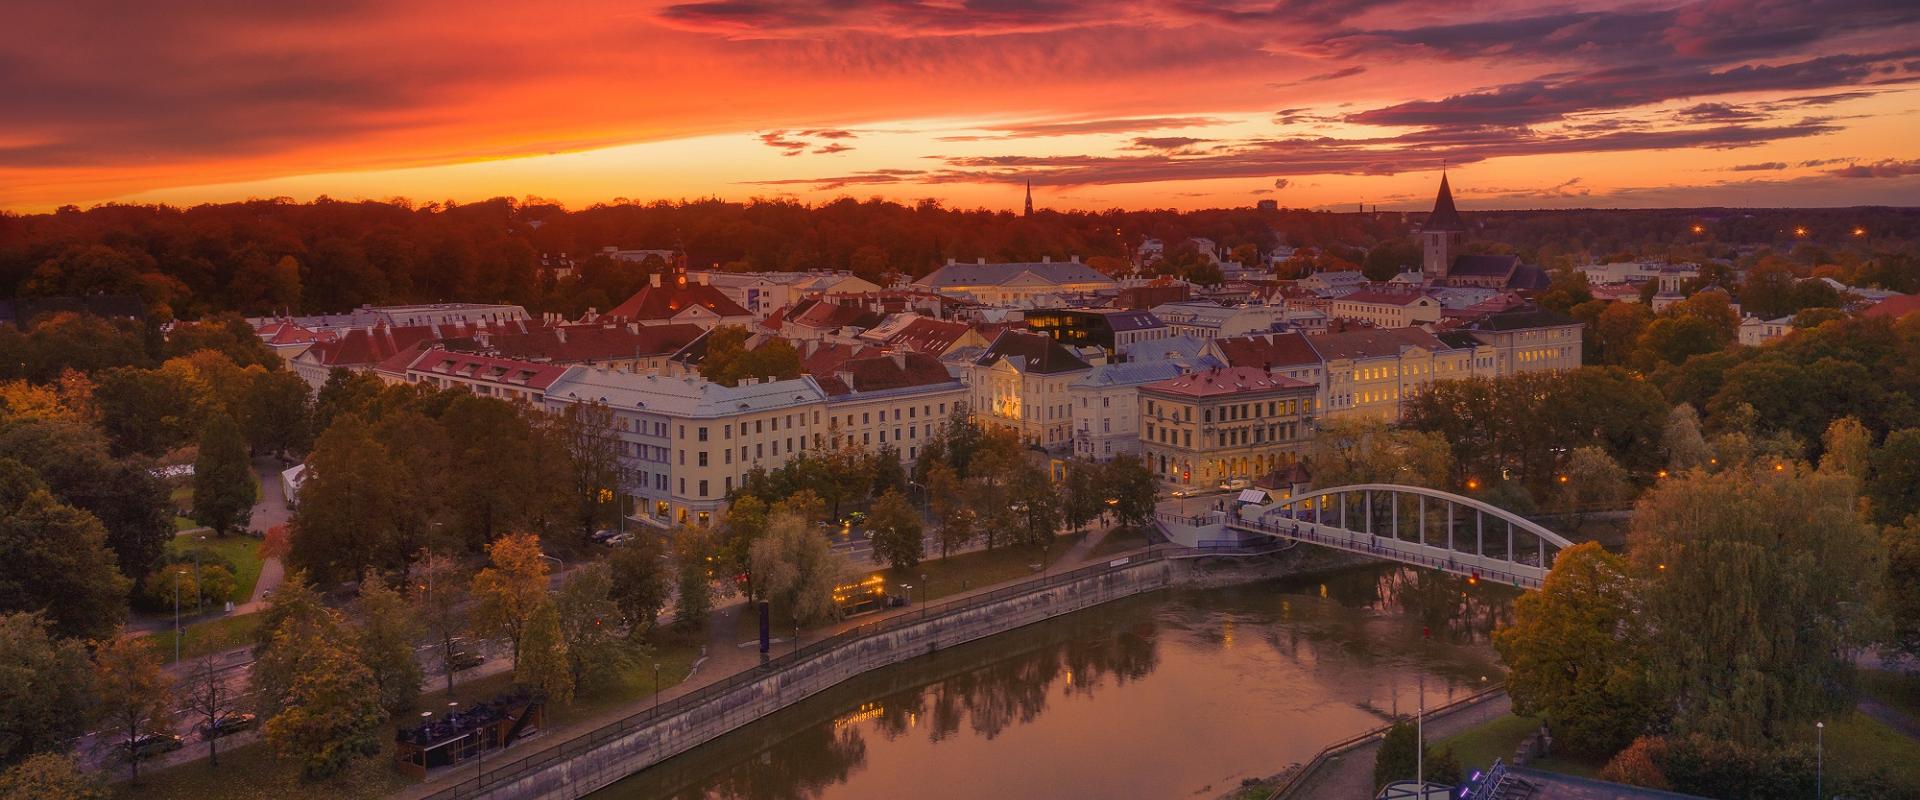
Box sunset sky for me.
[6,0,1920,213]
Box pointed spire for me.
[1023,181,1034,217]
[1425,171,1467,233]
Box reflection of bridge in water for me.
[1157,484,1574,590]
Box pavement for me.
[1285,692,1515,799]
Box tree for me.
[183,629,239,767]
[924,462,970,557]
[867,490,924,570]
[1631,464,1883,744]
[471,532,551,668]
[1104,455,1160,530]
[0,459,129,640]
[91,636,174,783]
[349,572,423,713]
[1868,428,1920,526]
[1007,459,1063,547]
[609,536,672,638]
[0,419,174,585]
[1309,419,1453,489]
[1060,459,1106,532]
[1373,719,1463,790]
[410,551,469,694]
[0,612,94,768]
[516,599,573,704]
[262,632,385,780]
[0,753,106,800]
[91,366,202,456]
[671,526,719,631]
[556,401,621,539]
[553,563,632,694]
[718,494,768,601]
[1495,543,1654,757]
[1818,417,1872,482]
[1662,404,1713,472]
[192,411,253,536]
[1554,447,1633,523]
[288,414,401,585]
[698,326,803,387]
[1884,516,1920,664]
[750,511,848,626]
[239,368,311,457]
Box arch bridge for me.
[1156,484,1574,590]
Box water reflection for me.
[610,564,1512,800]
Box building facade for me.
[968,331,1094,450]
[1139,367,1318,489]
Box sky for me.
[5,0,1920,213]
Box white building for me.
[1329,290,1443,328]
[1071,360,1205,462]
[1150,301,1285,339]
[968,331,1094,451]
[1739,315,1793,347]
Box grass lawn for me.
[145,612,262,665]
[875,530,1089,606]
[1436,712,1604,779]
[1860,668,1920,718]
[169,532,267,604]
[1801,710,1920,789]
[1086,526,1151,560]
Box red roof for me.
[800,341,874,376]
[1864,293,1920,320]
[1142,366,1313,398]
[479,323,704,363]
[404,348,573,391]
[1209,332,1320,370]
[303,324,452,368]
[816,352,959,396]
[884,317,972,354]
[605,277,750,321]
[789,299,883,331]
[254,320,335,345]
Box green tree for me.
[192,411,253,536]
[471,532,551,668]
[1373,719,1463,791]
[0,612,95,768]
[672,525,719,631]
[0,419,173,586]
[1631,464,1883,744]
[1060,458,1106,531]
[554,563,633,693]
[1817,416,1872,482]
[91,636,174,783]
[1662,404,1713,472]
[867,489,924,570]
[718,495,769,601]
[0,753,106,800]
[239,367,312,457]
[312,369,384,434]
[750,511,847,626]
[1104,454,1160,530]
[350,573,423,713]
[698,326,803,387]
[1883,517,1920,665]
[1554,447,1633,523]
[91,366,201,456]
[609,535,672,638]
[1495,543,1654,757]
[410,551,469,694]
[1008,458,1063,547]
[0,459,129,640]
[515,599,573,704]
[288,414,401,585]
[262,632,385,780]
[556,401,621,539]
[1868,428,1920,526]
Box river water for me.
[598,564,1518,800]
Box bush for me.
[1599,736,1671,790]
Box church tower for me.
[1420,173,1468,279]
[1024,181,1034,217]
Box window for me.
[678,477,685,494]
[756,443,764,458]
[725,476,733,493]
[698,480,708,498]
[725,449,732,465]
[698,452,708,467]
[698,426,708,442]
[724,424,732,439]
[862,412,870,425]
[678,450,685,465]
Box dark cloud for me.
[1679,103,1768,123]
[1729,162,1789,171]
[758,129,856,156]
[1267,66,1366,88]
[1799,157,1855,166]
[813,143,853,154]
[943,116,1230,142]
[1828,158,1920,177]
[1273,178,1290,189]
[1129,136,1212,152]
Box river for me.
[597,564,1519,800]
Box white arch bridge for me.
[1155,484,1574,590]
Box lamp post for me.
[173,570,182,663]
[1817,721,1825,799]
[653,663,661,713]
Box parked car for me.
[449,650,487,671]
[589,528,621,543]
[122,733,184,760]
[1169,488,1191,498]
[202,712,257,738]
[602,532,634,546]
[1218,478,1250,491]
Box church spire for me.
[1024,181,1034,217]
[1425,171,1467,233]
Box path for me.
[1285,692,1514,799]
[238,456,291,611]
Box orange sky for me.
[5,0,1920,212]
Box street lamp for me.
[653,663,662,713]
[172,567,188,663]
[1817,721,1825,799]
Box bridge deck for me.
[1159,509,1548,590]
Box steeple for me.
[1024,181,1034,217]
[1425,172,1467,233]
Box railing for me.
[1226,516,1545,590]
[1267,686,1507,800]
[422,549,1171,800]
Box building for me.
[445,322,705,374]
[772,298,887,342]
[968,331,1094,450]
[1311,328,1477,422]
[391,348,575,405]
[603,270,755,329]
[1329,290,1443,328]
[815,352,970,462]
[1297,270,1367,296]
[544,370,832,529]
[690,270,882,318]
[1150,301,1285,339]
[1024,308,1168,356]
[1738,315,1793,347]
[1417,176,1548,290]
[1458,308,1584,374]
[868,315,992,358]
[1864,293,1920,320]
[1203,331,1324,386]
[290,322,477,388]
[1070,360,1204,462]
[911,257,1117,305]
[1139,367,1318,489]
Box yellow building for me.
[1139,367,1318,489]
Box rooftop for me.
[545,369,827,418]
[1142,366,1313,398]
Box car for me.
[122,733,184,760]
[589,528,621,543]
[1218,478,1250,491]
[449,650,487,671]
[1169,488,1190,498]
[202,712,257,738]
[602,532,634,546]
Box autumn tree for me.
[1554,446,1633,523]
[1817,417,1872,482]
[349,572,423,713]
[1060,458,1106,532]
[192,411,253,536]
[0,459,129,639]
[239,367,312,457]
[1868,428,1920,526]
[183,629,240,767]
[263,635,385,780]
[1104,454,1160,530]
[471,532,552,668]
[1630,463,1883,744]
[411,551,470,694]
[924,462,971,557]
[698,325,803,387]
[556,401,621,539]
[0,612,95,768]
[1495,543,1655,757]
[516,599,573,704]
[91,636,174,783]
[867,489,924,570]
[718,494,769,600]
[288,414,401,584]
[609,535,672,638]
[750,511,848,626]
[554,563,634,693]
[0,753,106,800]
[1661,404,1713,472]
[1309,419,1453,489]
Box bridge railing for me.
[1225,515,1546,590]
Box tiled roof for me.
[1337,290,1434,306]
[915,260,1116,289]
[1467,308,1579,331]
[1120,334,1211,363]
[1142,366,1313,398]
[1864,293,1920,320]
[406,348,575,390]
[1074,360,1194,388]
[1310,327,1456,361]
[1208,332,1320,370]
[975,330,1091,374]
[302,324,453,367]
[545,370,828,418]
[816,352,962,396]
[789,299,884,331]
[606,278,750,320]
[884,317,972,354]
[470,323,705,363]
[1449,254,1520,278]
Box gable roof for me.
[1449,254,1520,278]
[406,348,575,390]
[1208,332,1321,370]
[884,316,974,354]
[1337,290,1435,307]
[1466,307,1579,331]
[1075,360,1195,389]
[465,323,705,363]
[1142,366,1313,398]
[1311,327,1457,361]
[302,323,453,368]
[788,298,884,331]
[1864,293,1920,320]
[816,352,962,397]
[975,330,1092,375]
[916,260,1116,290]
[605,278,750,321]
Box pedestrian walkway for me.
[1283,692,1513,799]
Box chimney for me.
[627,323,639,334]
[977,257,986,265]
[836,370,855,392]
[1071,254,1080,263]
[650,274,662,288]
[890,352,907,370]
[1042,256,1051,263]
[947,257,956,265]
[553,327,566,344]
